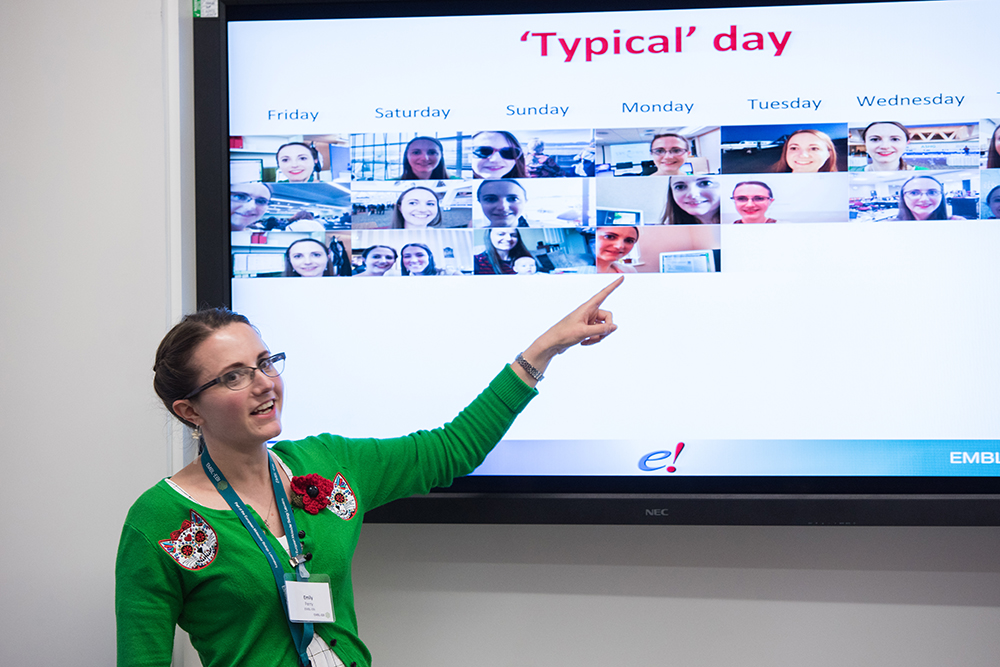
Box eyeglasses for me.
[732,196,773,204]
[651,148,687,157]
[183,353,286,400]
[472,146,522,160]
[903,189,941,199]
[231,191,270,207]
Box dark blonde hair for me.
[283,238,334,276]
[861,121,912,170]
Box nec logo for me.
[645,509,669,516]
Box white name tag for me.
[285,580,335,623]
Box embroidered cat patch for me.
[327,473,357,521]
[159,510,218,570]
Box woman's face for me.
[366,246,396,273]
[994,128,1000,157]
[179,323,283,449]
[901,178,943,220]
[671,176,720,219]
[989,190,1000,219]
[732,184,773,223]
[406,139,442,177]
[479,181,525,226]
[399,189,439,228]
[651,136,689,175]
[784,132,830,172]
[490,228,520,254]
[288,241,329,277]
[596,227,638,264]
[401,245,430,274]
[230,183,271,230]
[277,145,314,182]
[865,123,909,169]
[472,132,519,179]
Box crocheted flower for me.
[290,473,334,514]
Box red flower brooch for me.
[290,474,335,514]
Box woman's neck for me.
[203,440,272,489]
[496,249,510,261]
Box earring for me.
[191,425,202,443]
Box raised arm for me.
[511,276,623,388]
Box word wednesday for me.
[375,107,451,119]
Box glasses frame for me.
[650,148,687,157]
[182,352,286,400]
[731,196,774,204]
[230,191,271,207]
[471,146,522,160]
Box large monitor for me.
[195,0,1000,525]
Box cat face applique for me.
[159,510,218,570]
[328,473,357,521]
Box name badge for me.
[285,580,335,623]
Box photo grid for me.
[229,120,998,278]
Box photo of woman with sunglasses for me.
[471,131,527,179]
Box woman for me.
[476,179,529,227]
[660,176,721,225]
[525,138,562,178]
[283,238,334,277]
[390,186,443,229]
[861,121,912,171]
[772,129,838,173]
[116,280,622,667]
[471,130,527,179]
[649,133,690,176]
[594,226,639,273]
[400,242,438,275]
[985,185,1000,219]
[474,228,533,275]
[354,245,398,277]
[731,181,776,224]
[276,142,321,183]
[399,136,448,180]
[231,182,271,231]
[987,125,1000,169]
[895,175,964,221]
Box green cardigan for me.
[116,365,536,667]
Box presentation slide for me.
[226,0,1000,477]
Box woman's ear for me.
[173,399,203,427]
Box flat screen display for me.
[210,0,1000,522]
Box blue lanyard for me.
[201,445,314,667]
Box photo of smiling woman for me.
[859,121,912,171]
[474,228,534,275]
[476,180,529,227]
[661,176,721,224]
[354,245,398,277]
[399,136,448,180]
[471,131,527,179]
[230,182,271,231]
[390,186,443,229]
[895,175,967,221]
[593,226,640,273]
[772,129,839,173]
[649,133,691,176]
[731,182,776,223]
[276,142,322,183]
[400,242,439,275]
[283,238,334,277]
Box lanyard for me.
[201,446,314,667]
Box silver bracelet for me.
[514,353,544,382]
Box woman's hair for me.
[660,177,721,225]
[400,242,438,275]
[476,178,527,202]
[390,186,443,229]
[400,136,449,180]
[896,175,948,221]
[650,133,689,151]
[471,131,527,179]
[357,244,398,274]
[988,125,1000,169]
[328,236,353,276]
[772,129,838,172]
[153,308,252,427]
[283,238,334,276]
[987,185,1000,218]
[481,228,533,274]
[275,141,322,181]
[733,181,774,198]
[861,121,912,170]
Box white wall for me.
[3,2,1000,666]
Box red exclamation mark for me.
[666,442,685,473]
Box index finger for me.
[584,276,624,309]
